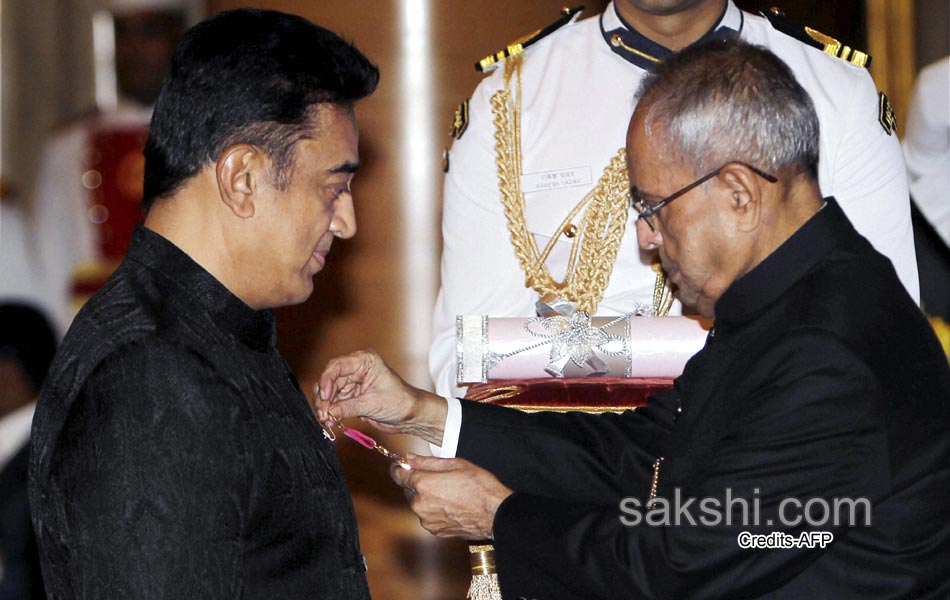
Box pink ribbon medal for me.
[322,420,411,470]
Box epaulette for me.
[475,6,585,73]
[761,6,871,69]
[443,97,470,171]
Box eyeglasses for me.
[631,162,778,231]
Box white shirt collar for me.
[0,401,35,470]
[602,0,743,38]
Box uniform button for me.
[563,223,578,238]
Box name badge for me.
[521,166,593,193]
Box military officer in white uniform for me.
[32,104,154,335]
[903,56,950,246]
[30,0,188,334]
[430,0,919,397]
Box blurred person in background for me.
[30,0,188,335]
[0,179,57,323]
[0,303,57,600]
[903,56,950,322]
[904,56,950,247]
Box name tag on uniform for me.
[522,166,593,193]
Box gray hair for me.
[634,39,819,178]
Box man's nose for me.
[635,218,662,250]
[331,194,357,239]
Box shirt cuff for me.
[428,396,462,458]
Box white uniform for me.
[30,101,151,334]
[903,56,950,246]
[430,1,919,397]
[0,201,58,330]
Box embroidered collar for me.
[600,0,743,70]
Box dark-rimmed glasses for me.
[631,162,778,231]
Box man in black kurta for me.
[448,197,950,598]
[30,9,378,599]
[315,41,950,598]
[33,226,370,597]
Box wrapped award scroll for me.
[458,299,710,599]
[456,311,709,385]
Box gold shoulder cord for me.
[490,55,671,315]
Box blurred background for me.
[1,1,947,598]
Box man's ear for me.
[719,163,763,233]
[216,144,265,219]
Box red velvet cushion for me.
[465,377,674,413]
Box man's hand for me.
[391,455,513,540]
[315,349,448,446]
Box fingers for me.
[388,456,473,497]
[314,349,380,421]
[314,349,439,442]
[390,457,415,488]
[317,353,361,402]
[388,456,506,540]
[406,454,462,472]
[318,349,377,394]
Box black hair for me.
[0,303,57,393]
[142,9,379,209]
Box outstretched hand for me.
[315,349,448,446]
[391,455,512,540]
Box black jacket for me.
[30,226,370,599]
[458,199,950,599]
[1,442,45,599]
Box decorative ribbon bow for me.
[526,293,619,377]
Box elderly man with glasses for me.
[318,39,950,599]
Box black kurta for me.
[457,199,950,599]
[30,225,370,599]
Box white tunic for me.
[0,202,59,331]
[430,1,918,396]
[30,101,152,334]
[903,56,950,245]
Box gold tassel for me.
[929,315,950,360]
[466,544,502,600]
